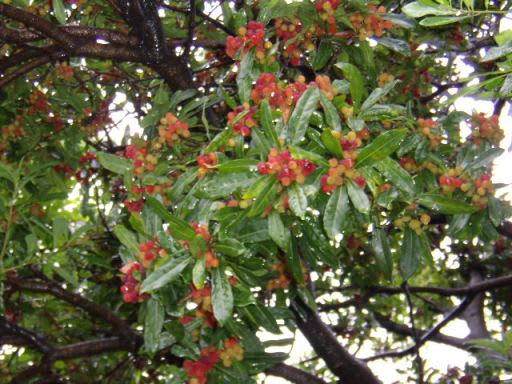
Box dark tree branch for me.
[266,363,328,384]
[291,298,381,384]
[0,316,53,353]
[462,270,490,340]
[402,283,424,384]
[373,312,468,350]
[365,296,474,362]
[5,276,141,350]
[0,55,53,88]
[183,0,196,58]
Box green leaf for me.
[52,217,68,248]
[97,152,132,175]
[286,237,304,283]
[376,38,411,56]
[346,180,370,214]
[464,147,504,172]
[358,104,405,121]
[237,51,255,103]
[205,129,232,153]
[145,197,196,240]
[248,177,279,217]
[0,163,15,183]
[214,238,246,257]
[243,303,280,333]
[198,173,256,199]
[374,157,416,196]
[288,183,308,218]
[268,211,290,250]
[260,99,281,147]
[360,80,400,112]
[402,1,456,17]
[52,0,66,24]
[488,196,505,227]
[418,194,479,214]
[335,62,366,108]
[419,15,469,27]
[144,298,165,353]
[323,185,349,240]
[356,129,408,168]
[113,225,140,259]
[319,93,342,131]
[212,267,234,326]
[400,228,422,280]
[288,87,320,144]
[312,39,332,70]
[192,257,206,289]
[372,228,393,280]
[481,41,512,62]
[218,159,259,173]
[500,74,512,97]
[289,146,328,166]
[321,129,344,157]
[140,255,191,293]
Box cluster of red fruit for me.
[315,0,341,34]
[184,346,220,384]
[125,141,158,176]
[266,261,291,290]
[75,151,99,185]
[226,21,272,63]
[56,63,74,81]
[197,153,218,179]
[394,214,431,235]
[469,113,503,146]
[321,158,366,193]
[417,118,443,149]
[28,90,50,115]
[227,103,257,137]
[190,285,217,328]
[157,112,191,146]
[120,262,148,303]
[399,158,439,174]
[257,148,317,186]
[1,116,25,151]
[274,17,317,66]
[219,337,244,367]
[138,240,167,268]
[349,5,393,40]
[439,169,494,209]
[192,223,219,268]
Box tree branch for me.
[266,363,328,384]
[291,298,381,384]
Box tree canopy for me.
[1,0,512,383]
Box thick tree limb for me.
[462,270,490,340]
[266,363,328,384]
[291,298,381,384]
[5,276,141,350]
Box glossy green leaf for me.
[243,303,280,333]
[372,228,393,280]
[420,15,469,27]
[52,0,66,24]
[356,129,408,168]
[113,225,139,259]
[360,80,400,112]
[335,62,366,108]
[400,228,421,280]
[286,237,304,283]
[248,177,279,217]
[346,180,370,214]
[323,185,349,240]
[97,152,132,174]
[146,197,196,240]
[212,267,234,326]
[376,38,411,56]
[218,159,259,173]
[500,74,512,97]
[140,256,191,293]
[268,211,290,250]
[481,41,512,62]
[312,39,332,70]
[260,99,281,147]
[144,298,165,353]
[288,87,320,144]
[52,217,68,248]
[319,92,342,131]
[214,238,246,257]
[288,183,308,218]
[192,257,206,289]
[321,129,344,157]
[402,1,456,17]
[198,173,256,199]
[374,157,416,196]
[418,194,479,214]
[237,51,255,103]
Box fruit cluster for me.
[219,337,244,367]
[469,113,503,146]
[274,17,318,65]
[226,21,273,63]
[190,285,217,328]
[315,0,341,34]
[266,261,291,290]
[470,174,494,209]
[257,148,317,186]
[197,153,218,179]
[417,118,443,149]
[333,130,368,159]
[183,345,220,384]
[124,141,158,176]
[227,104,257,137]
[1,116,25,147]
[399,158,439,174]
[56,63,74,81]
[157,112,191,146]
[315,75,338,100]
[75,151,99,185]
[28,90,50,115]
[320,158,366,193]
[120,262,148,303]
[378,72,395,88]
[139,240,167,268]
[191,223,219,268]
[124,198,145,213]
[394,214,431,235]
[439,170,494,209]
[349,5,393,40]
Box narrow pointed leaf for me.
[323,186,349,240]
[140,256,191,293]
[356,129,408,168]
[212,267,234,326]
[288,87,320,144]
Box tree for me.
[1,0,511,382]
